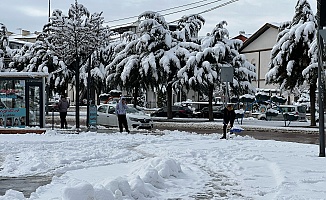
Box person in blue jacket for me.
[221,103,236,139]
[115,97,130,133]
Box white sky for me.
[0,119,325,199]
[0,0,317,37]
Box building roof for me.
[232,33,252,42]
[7,30,40,43]
[240,22,280,51]
[0,72,49,78]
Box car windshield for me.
[126,107,144,114]
[280,107,295,112]
[202,106,222,111]
[297,106,306,113]
[213,106,222,111]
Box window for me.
[108,107,115,114]
[98,105,108,113]
[0,79,26,127]
[0,80,25,109]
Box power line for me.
[106,0,212,23]
[197,0,239,15]
[109,0,239,34]
[162,0,223,17]
[167,0,239,24]
[109,0,234,29]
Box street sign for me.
[221,66,234,82]
[320,29,326,41]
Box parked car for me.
[151,106,194,118]
[257,105,307,122]
[46,101,59,112]
[97,104,153,129]
[200,105,224,118]
[315,112,326,123]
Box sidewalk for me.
[46,115,321,133]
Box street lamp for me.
[317,0,325,157]
[48,0,51,23]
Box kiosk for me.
[0,72,48,128]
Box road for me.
[45,114,324,145]
[152,117,323,145]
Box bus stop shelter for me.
[0,72,48,128]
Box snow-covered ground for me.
[0,121,326,200]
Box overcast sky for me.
[0,0,317,37]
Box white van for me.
[258,105,307,122]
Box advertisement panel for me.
[0,108,26,128]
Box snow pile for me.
[59,158,182,200]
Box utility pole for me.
[317,0,325,157]
[86,56,91,128]
[48,0,51,22]
[75,57,80,130]
[45,0,51,115]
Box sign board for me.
[0,108,26,128]
[320,29,326,41]
[221,66,234,82]
[89,105,97,126]
[259,105,267,114]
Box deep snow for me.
[0,122,326,200]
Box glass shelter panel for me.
[0,80,26,127]
[28,85,41,126]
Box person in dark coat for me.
[221,103,236,139]
[58,95,70,129]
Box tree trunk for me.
[167,83,173,119]
[96,84,101,105]
[310,82,317,126]
[208,85,214,121]
[132,85,139,108]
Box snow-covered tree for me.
[178,21,256,121]
[106,31,143,106]
[107,11,174,110]
[110,11,174,118]
[148,12,205,118]
[8,44,32,71]
[230,45,257,96]
[43,0,109,96]
[90,38,124,104]
[41,0,109,128]
[107,12,205,117]
[172,14,205,42]
[265,0,317,125]
[0,23,10,71]
[178,21,227,121]
[135,11,174,113]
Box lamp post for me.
[48,0,51,23]
[75,56,80,130]
[86,55,91,129]
[317,0,325,157]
